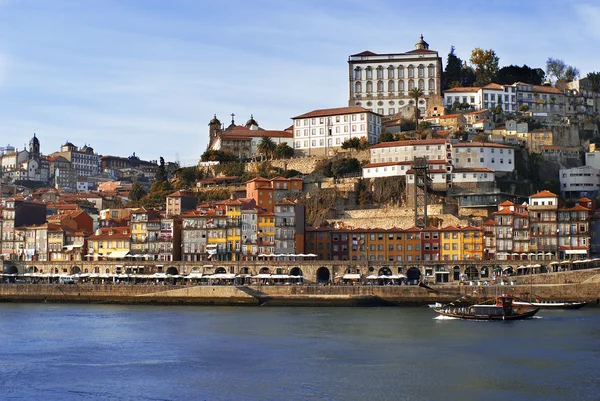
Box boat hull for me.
[434,307,540,320]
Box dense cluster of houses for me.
[306,192,598,262]
[0,177,305,263]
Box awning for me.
[342,274,361,280]
[565,249,587,254]
[109,251,130,259]
[211,273,236,279]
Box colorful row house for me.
[484,191,593,260]
[305,225,484,262]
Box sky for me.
[0,0,599,166]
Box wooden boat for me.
[433,295,539,320]
[512,300,587,310]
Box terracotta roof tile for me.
[292,106,380,119]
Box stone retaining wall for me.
[0,280,598,306]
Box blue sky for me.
[0,0,598,166]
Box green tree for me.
[418,121,432,131]
[461,64,477,87]
[341,137,361,151]
[470,48,500,86]
[274,142,294,159]
[546,58,580,83]
[129,182,147,201]
[358,137,370,150]
[408,87,425,127]
[493,64,545,85]
[330,158,361,178]
[155,157,168,182]
[491,104,504,122]
[201,149,238,162]
[587,72,600,93]
[178,167,198,187]
[378,132,395,143]
[257,135,277,160]
[443,46,462,90]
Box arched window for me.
[398,66,404,78]
[366,81,373,92]
[376,66,384,79]
[398,80,404,92]
[366,67,372,79]
[428,64,435,77]
[408,66,414,78]
[428,79,435,91]
[418,65,425,78]
[387,66,394,79]
[418,79,424,90]
[388,80,395,92]
[408,80,414,90]
[355,81,362,93]
[377,80,383,92]
[354,67,361,80]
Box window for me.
[388,80,395,92]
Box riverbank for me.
[0,280,598,306]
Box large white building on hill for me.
[347,35,442,117]
[291,106,382,156]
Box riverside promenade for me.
[1,268,599,306]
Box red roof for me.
[370,139,449,149]
[292,106,379,119]
[444,87,480,93]
[452,168,495,173]
[220,127,293,139]
[453,142,512,149]
[482,83,504,90]
[530,190,557,198]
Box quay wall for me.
[0,282,598,306]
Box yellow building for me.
[462,226,483,260]
[440,226,462,261]
[87,227,131,260]
[220,199,242,261]
[257,211,275,254]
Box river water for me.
[0,303,598,401]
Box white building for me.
[292,106,382,156]
[348,35,442,117]
[368,139,452,164]
[209,115,293,160]
[444,83,512,112]
[51,142,101,178]
[444,82,565,117]
[453,142,515,173]
[363,160,449,179]
[451,168,495,187]
[559,166,600,199]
